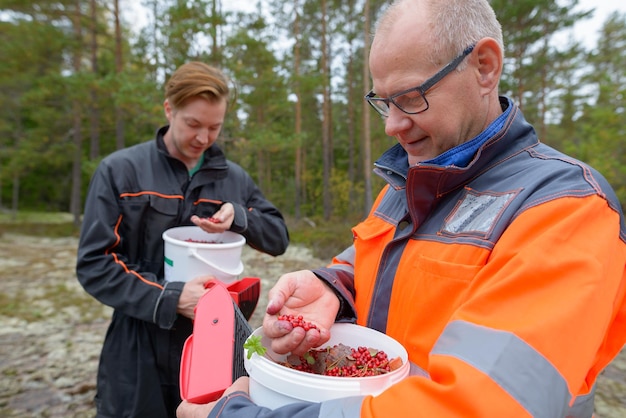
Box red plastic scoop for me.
[180,279,255,403]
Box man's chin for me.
[408,155,429,166]
[186,149,205,160]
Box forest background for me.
[1,0,625,258]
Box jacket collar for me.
[374,96,537,191]
[373,97,538,227]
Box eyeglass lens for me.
[366,43,475,117]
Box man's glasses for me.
[365,44,476,117]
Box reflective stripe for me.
[566,386,596,418]
[366,242,405,333]
[320,396,364,418]
[374,184,408,221]
[409,361,430,378]
[334,245,356,270]
[432,320,573,418]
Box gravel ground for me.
[0,234,624,417]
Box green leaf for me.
[303,351,315,365]
[243,335,267,359]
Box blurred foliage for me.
[0,1,625,224]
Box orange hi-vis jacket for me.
[209,99,626,418]
[311,100,626,417]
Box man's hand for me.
[263,270,340,356]
[191,203,235,233]
[177,276,213,319]
[176,377,249,418]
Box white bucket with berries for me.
[162,226,245,283]
[243,322,410,409]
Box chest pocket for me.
[412,253,483,283]
[149,194,181,229]
[118,193,182,273]
[120,193,180,226]
[398,249,484,329]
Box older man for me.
[177,1,626,417]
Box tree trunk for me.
[362,0,373,213]
[321,0,332,220]
[209,0,223,60]
[346,0,357,217]
[89,0,100,159]
[11,174,19,221]
[114,0,125,150]
[293,1,302,220]
[70,0,84,227]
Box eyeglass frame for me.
[365,43,477,117]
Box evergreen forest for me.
[1,0,625,228]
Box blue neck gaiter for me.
[423,97,512,168]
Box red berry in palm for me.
[278,313,318,331]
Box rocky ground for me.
[0,233,624,417]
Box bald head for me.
[371,1,432,74]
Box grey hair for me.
[376,0,504,69]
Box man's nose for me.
[384,106,412,137]
[196,128,210,142]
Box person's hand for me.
[176,377,249,418]
[263,270,340,356]
[177,276,213,319]
[191,203,235,233]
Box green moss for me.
[0,292,27,320]
[0,282,106,324]
[0,222,79,238]
[0,211,79,237]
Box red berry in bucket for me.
[184,238,221,243]
[282,343,400,377]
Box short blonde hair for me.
[164,62,230,109]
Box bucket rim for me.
[245,323,410,382]
[162,226,246,249]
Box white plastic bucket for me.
[244,323,410,409]
[162,226,245,284]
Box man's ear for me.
[474,37,502,94]
[164,99,172,120]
